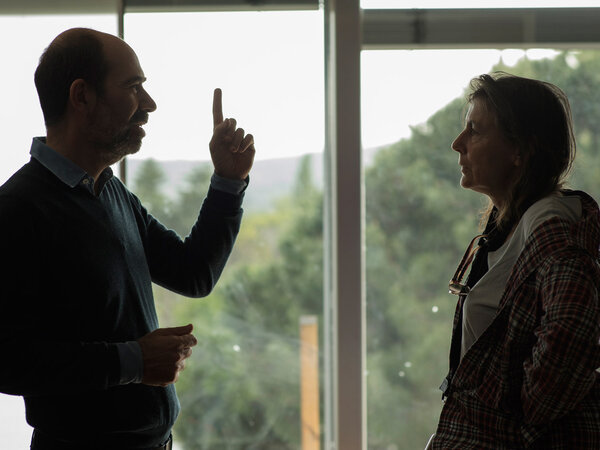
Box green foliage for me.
[133,155,323,448]
[132,158,168,218]
[132,159,213,238]
[130,51,600,449]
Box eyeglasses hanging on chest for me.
[448,234,487,296]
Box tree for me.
[171,154,324,449]
[167,164,213,238]
[132,158,169,219]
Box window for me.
[362,47,600,448]
[124,10,325,448]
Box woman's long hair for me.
[468,72,576,231]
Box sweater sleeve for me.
[521,252,600,425]
[0,196,122,396]
[140,185,245,298]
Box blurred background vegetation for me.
[129,51,600,449]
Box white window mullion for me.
[324,0,365,448]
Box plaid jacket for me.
[433,191,600,449]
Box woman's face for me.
[452,97,520,207]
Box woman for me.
[429,73,600,448]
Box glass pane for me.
[125,10,324,449]
[0,15,117,447]
[362,48,600,449]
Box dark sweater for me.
[0,157,243,447]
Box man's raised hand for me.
[209,88,255,180]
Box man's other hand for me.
[137,324,198,387]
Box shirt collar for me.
[30,137,113,192]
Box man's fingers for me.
[178,334,198,348]
[181,347,193,360]
[240,134,254,152]
[173,323,194,335]
[231,128,245,152]
[153,323,194,336]
[212,118,236,140]
[213,88,223,127]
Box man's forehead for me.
[101,34,136,60]
[102,36,145,81]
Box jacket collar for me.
[500,190,599,308]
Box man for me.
[0,28,255,449]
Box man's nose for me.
[140,86,157,113]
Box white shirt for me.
[461,194,582,359]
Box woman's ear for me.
[514,139,535,168]
[513,150,522,167]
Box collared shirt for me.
[30,137,113,194]
[29,136,245,384]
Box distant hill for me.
[127,153,323,213]
[127,146,381,213]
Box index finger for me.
[213,88,223,127]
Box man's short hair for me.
[34,29,108,127]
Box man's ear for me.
[68,78,97,114]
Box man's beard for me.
[89,109,149,166]
[99,125,143,165]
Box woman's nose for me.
[451,129,466,153]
